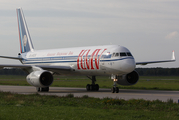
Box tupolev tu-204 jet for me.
[0,8,176,93]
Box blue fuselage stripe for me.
[22,56,134,65]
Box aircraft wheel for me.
[111,87,115,93]
[41,87,49,92]
[36,87,41,92]
[45,87,49,92]
[116,87,119,93]
[90,84,94,91]
[95,84,99,91]
[86,84,90,91]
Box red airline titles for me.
[77,48,107,70]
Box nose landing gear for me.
[111,75,119,93]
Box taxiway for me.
[0,85,178,103]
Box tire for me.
[45,87,49,92]
[36,87,40,92]
[41,87,49,92]
[111,87,115,93]
[116,87,119,93]
[95,84,99,91]
[86,84,90,91]
[90,84,94,91]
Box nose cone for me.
[121,58,136,73]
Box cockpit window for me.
[127,52,132,56]
[112,53,119,57]
[116,53,119,56]
[120,53,127,57]
[112,53,115,57]
[112,52,133,57]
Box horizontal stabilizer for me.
[0,56,23,60]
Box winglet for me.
[172,51,176,61]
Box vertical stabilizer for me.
[16,8,34,53]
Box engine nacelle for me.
[26,70,53,87]
[116,70,139,85]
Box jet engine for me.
[116,71,139,85]
[26,70,53,87]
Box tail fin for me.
[16,8,34,53]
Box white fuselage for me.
[20,45,136,76]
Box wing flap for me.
[36,65,73,72]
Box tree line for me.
[0,68,179,76]
[136,68,179,76]
[0,68,27,76]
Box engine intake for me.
[26,70,53,87]
[116,70,139,85]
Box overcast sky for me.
[0,0,178,68]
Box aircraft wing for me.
[0,64,72,74]
[136,51,176,65]
[0,55,73,74]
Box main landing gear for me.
[36,87,49,92]
[111,75,119,93]
[86,76,99,91]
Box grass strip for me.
[0,91,179,120]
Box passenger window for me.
[120,53,127,57]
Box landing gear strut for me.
[86,76,99,91]
[36,87,49,92]
[111,75,119,93]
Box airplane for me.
[0,8,176,93]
